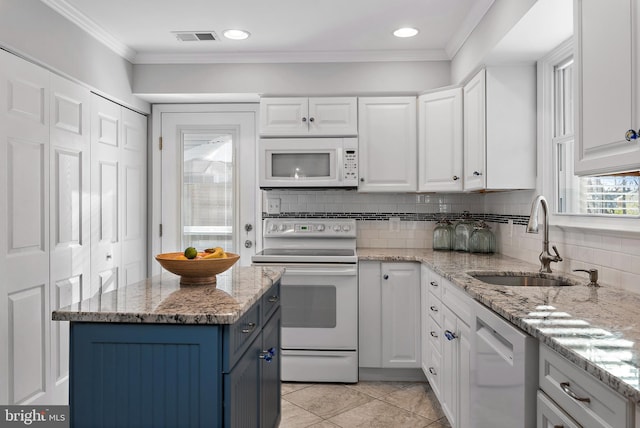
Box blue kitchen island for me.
[52,266,284,428]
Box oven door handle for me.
[283,267,357,276]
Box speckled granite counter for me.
[52,266,284,324]
[358,248,640,404]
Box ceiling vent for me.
[173,31,218,42]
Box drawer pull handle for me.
[430,306,438,312]
[268,295,279,303]
[428,367,437,375]
[241,322,257,334]
[553,425,564,428]
[560,382,590,403]
[430,281,438,287]
[430,331,438,338]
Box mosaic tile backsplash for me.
[262,189,640,293]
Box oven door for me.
[280,264,357,350]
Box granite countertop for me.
[52,266,285,325]
[358,248,640,405]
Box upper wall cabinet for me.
[418,88,463,192]
[259,97,357,137]
[358,97,417,192]
[463,67,537,191]
[574,0,640,175]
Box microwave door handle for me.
[337,147,343,182]
[284,267,357,276]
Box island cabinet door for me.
[70,323,223,428]
[261,308,282,428]
[224,331,262,428]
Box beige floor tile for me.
[328,399,434,428]
[380,384,445,421]
[425,419,451,428]
[284,384,374,419]
[282,382,315,395]
[280,399,323,428]
[344,381,411,398]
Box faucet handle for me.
[573,268,599,286]
[551,245,563,262]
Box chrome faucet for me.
[526,195,562,273]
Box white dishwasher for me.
[470,301,538,428]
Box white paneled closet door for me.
[49,74,91,403]
[91,95,121,297]
[120,108,147,287]
[90,95,147,296]
[0,50,51,405]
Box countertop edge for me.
[52,267,285,325]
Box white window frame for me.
[539,39,640,234]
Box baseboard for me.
[358,368,427,382]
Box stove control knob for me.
[342,224,351,232]
[316,224,325,232]
[333,225,341,232]
[268,223,278,232]
[278,224,287,232]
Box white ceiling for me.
[40,0,496,64]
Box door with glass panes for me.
[159,109,257,264]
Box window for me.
[553,55,640,216]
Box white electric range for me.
[252,218,358,383]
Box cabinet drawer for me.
[261,280,280,323]
[539,345,630,428]
[427,314,442,350]
[537,390,580,428]
[426,297,443,326]
[427,271,443,300]
[425,341,442,399]
[225,302,261,371]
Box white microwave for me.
[259,137,358,188]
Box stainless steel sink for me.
[469,272,576,287]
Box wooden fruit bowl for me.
[155,252,240,286]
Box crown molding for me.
[445,0,495,59]
[133,49,450,65]
[40,0,137,62]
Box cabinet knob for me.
[267,295,279,303]
[430,305,438,312]
[309,117,315,122]
[259,347,276,362]
[383,274,389,280]
[430,281,438,287]
[625,129,639,141]
[360,177,365,182]
[428,367,437,375]
[473,171,482,176]
[241,322,257,334]
[452,175,459,181]
[302,117,307,122]
[430,331,438,338]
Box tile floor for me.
[280,381,452,428]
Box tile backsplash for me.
[262,189,640,292]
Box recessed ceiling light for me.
[223,29,250,40]
[393,27,419,38]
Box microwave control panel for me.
[344,149,358,184]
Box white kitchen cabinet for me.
[421,267,471,428]
[418,87,463,192]
[462,66,536,191]
[259,97,357,136]
[358,97,417,192]
[359,261,420,369]
[574,0,640,175]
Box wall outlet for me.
[267,198,280,214]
